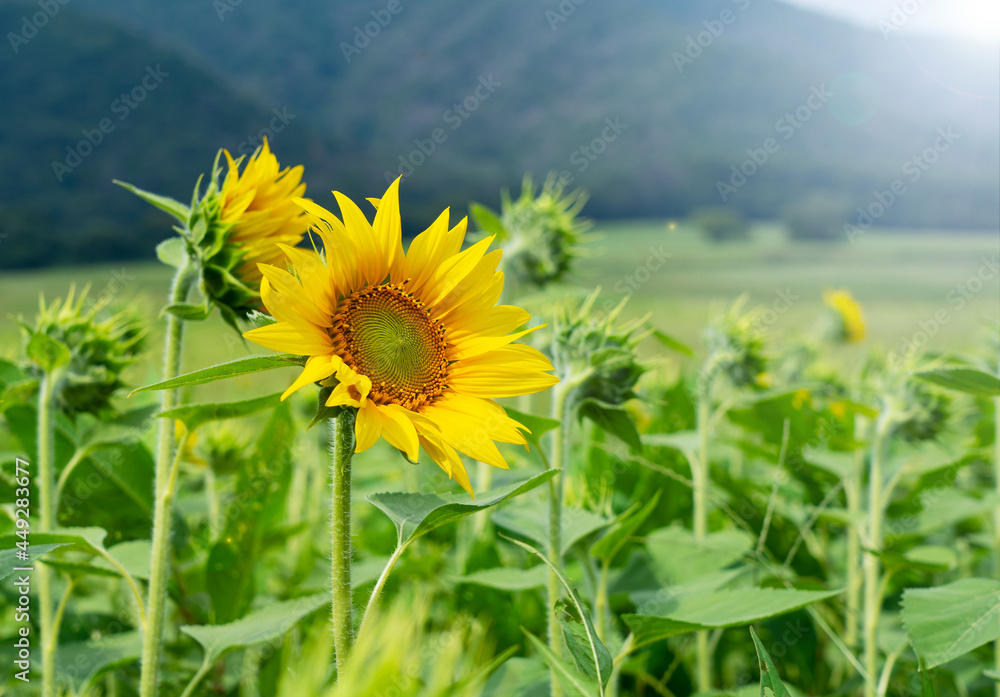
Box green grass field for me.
[2,222,997,395]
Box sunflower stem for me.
[863,407,893,697]
[140,260,194,697]
[37,370,60,697]
[693,394,711,693]
[546,381,570,697]
[329,408,357,678]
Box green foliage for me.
[901,578,1000,669]
[691,206,750,243]
[780,191,853,242]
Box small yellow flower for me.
[243,179,559,493]
[792,388,812,410]
[823,289,865,343]
[218,138,312,285]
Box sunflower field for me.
[1,142,999,697]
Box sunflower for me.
[823,289,865,343]
[217,137,312,285]
[243,179,559,493]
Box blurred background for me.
[1,0,998,351]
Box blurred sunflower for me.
[243,178,559,493]
[823,289,865,343]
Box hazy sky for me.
[780,0,1000,42]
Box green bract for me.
[19,285,145,418]
[471,172,591,289]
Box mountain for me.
[3,0,998,268]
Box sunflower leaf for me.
[913,367,1000,397]
[158,392,283,432]
[0,543,70,580]
[901,577,1000,668]
[523,630,599,697]
[503,407,561,447]
[114,180,191,224]
[181,594,329,665]
[162,302,212,321]
[368,470,558,545]
[623,587,842,648]
[750,626,793,697]
[130,355,305,395]
[505,537,611,690]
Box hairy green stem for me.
[547,382,570,697]
[864,409,892,697]
[845,475,861,650]
[140,262,193,697]
[37,371,58,697]
[330,409,357,678]
[694,395,711,691]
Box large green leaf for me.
[750,626,792,697]
[524,631,599,697]
[0,527,110,557]
[493,502,610,557]
[0,543,69,580]
[130,354,303,394]
[56,630,142,691]
[901,578,1000,668]
[913,367,1000,397]
[644,526,753,586]
[623,587,842,648]
[560,615,613,690]
[368,470,557,545]
[159,392,282,431]
[181,593,329,664]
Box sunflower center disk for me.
[332,284,448,409]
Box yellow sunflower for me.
[823,289,865,343]
[217,137,312,284]
[243,179,559,493]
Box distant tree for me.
[781,191,853,242]
[690,206,749,242]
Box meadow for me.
[1,212,999,697]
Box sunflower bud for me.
[821,289,865,343]
[117,138,312,328]
[550,290,649,448]
[471,173,591,290]
[701,296,768,391]
[19,285,145,418]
